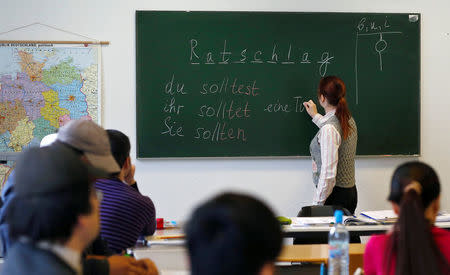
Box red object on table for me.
[156,218,164,229]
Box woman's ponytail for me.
[335,97,351,139]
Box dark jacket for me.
[0,171,15,257]
[0,171,110,275]
[1,242,76,275]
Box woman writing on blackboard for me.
[303,76,358,213]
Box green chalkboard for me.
[136,11,420,158]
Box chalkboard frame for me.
[136,11,421,158]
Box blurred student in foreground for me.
[185,192,282,275]
[1,145,103,274]
[364,161,450,275]
[0,120,158,275]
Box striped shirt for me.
[311,110,341,205]
[95,178,156,253]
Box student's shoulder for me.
[366,233,390,253]
[95,178,133,193]
[432,226,450,260]
[432,226,450,241]
[131,192,155,211]
[120,186,155,209]
[364,234,389,274]
[364,233,390,273]
[5,242,74,275]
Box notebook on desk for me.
[436,212,450,222]
[291,216,378,227]
[360,210,450,224]
[360,210,397,224]
[160,271,189,275]
[291,217,335,227]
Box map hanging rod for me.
[0,40,109,45]
[0,22,109,45]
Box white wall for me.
[1,0,450,221]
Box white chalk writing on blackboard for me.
[354,16,402,104]
[189,39,333,76]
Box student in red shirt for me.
[364,161,450,275]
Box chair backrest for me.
[297,205,352,217]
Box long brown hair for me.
[318,76,352,139]
[386,161,450,275]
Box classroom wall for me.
[2,0,450,220]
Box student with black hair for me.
[185,192,282,275]
[0,121,158,275]
[1,145,103,275]
[364,161,450,275]
[95,129,156,253]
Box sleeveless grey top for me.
[310,115,357,188]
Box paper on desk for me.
[436,212,450,222]
[291,217,335,226]
[160,271,189,275]
[359,210,450,223]
[147,240,186,246]
[351,215,379,224]
[360,210,397,221]
[291,216,380,227]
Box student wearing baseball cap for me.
[1,145,104,275]
[0,120,158,275]
[56,120,157,275]
[56,119,121,174]
[0,120,120,259]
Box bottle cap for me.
[334,210,343,224]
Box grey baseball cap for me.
[57,120,121,174]
[15,145,108,197]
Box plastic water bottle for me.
[328,210,349,275]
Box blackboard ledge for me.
[136,154,420,160]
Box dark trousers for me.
[325,185,358,214]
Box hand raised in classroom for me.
[124,164,136,186]
[303,100,318,118]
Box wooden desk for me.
[150,221,450,240]
[148,228,185,240]
[134,243,364,274]
[278,244,365,274]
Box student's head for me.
[385,161,449,275]
[388,161,440,222]
[6,145,104,250]
[106,129,131,169]
[56,119,120,174]
[105,129,132,179]
[185,192,282,275]
[317,76,352,139]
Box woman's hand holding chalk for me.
[303,100,318,118]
